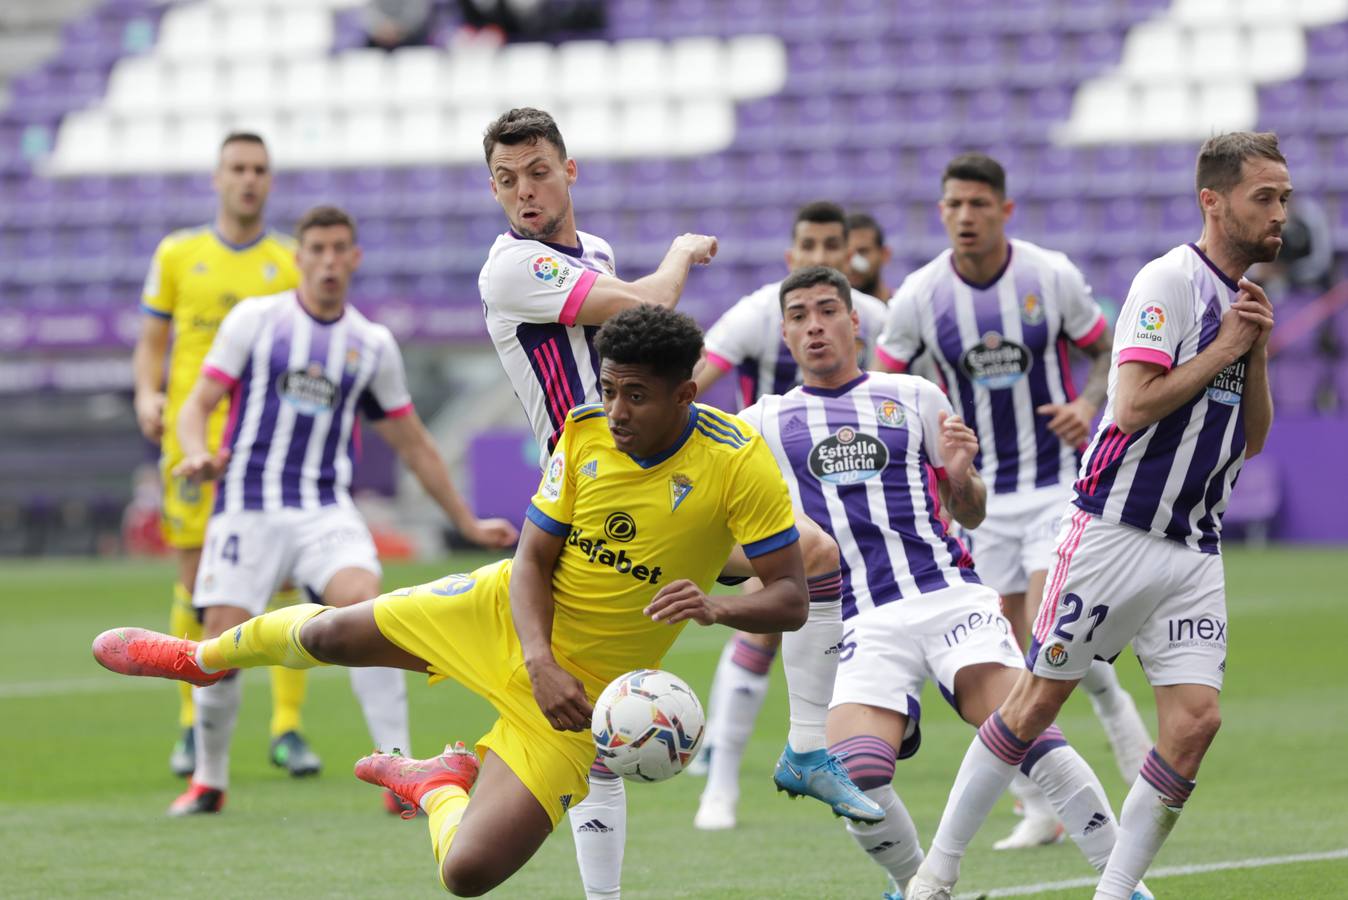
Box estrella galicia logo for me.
[1205,358,1245,407]
[959,331,1031,389]
[278,362,337,415]
[604,511,636,542]
[808,426,889,485]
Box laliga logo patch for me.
[1021,293,1044,325]
[532,255,561,281]
[875,399,906,428]
[808,426,889,485]
[1044,642,1069,668]
[1138,306,1165,331]
[541,453,565,500]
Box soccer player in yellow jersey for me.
[94,305,809,895]
[131,132,318,780]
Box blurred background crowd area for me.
[0,0,1344,556]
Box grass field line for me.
[956,847,1348,897]
[0,666,346,699]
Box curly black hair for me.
[594,306,704,383]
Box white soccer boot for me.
[993,811,1065,849]
[904,861,953,900]
[693,789,737,830]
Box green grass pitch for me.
[2,547,1346,898]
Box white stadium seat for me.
[498,43,559,109]
[281,57,332,110]
[670,38,725,98]
[390,46,448,107]
[163,61,223,114]
[612,40,668,101]
[220,58,280,114]
[156,4,218,61]
[47,110,113,175]
[558,41,612,100]
[1248,26,1307,83]
[1189,28,1244,80]
[105,56,165,114]
[335,49,390,110]
[727,35,787,99]
[674,98,735,156]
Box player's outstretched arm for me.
[647,540,808,633]
[509,519,593,732]
[570,233,717,327]
[132,314,171,442]
[370,413,519,549]
[172,375,231,483]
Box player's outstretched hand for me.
[172,448,231,483]
[1233,277,1274,352]
[937,411,979,475]
[644,579,718,626]
[134,390,166,442]
[1036,398,1095,448]
[464,517,519,549]
[526,659,593,732]
[672,233,718,266]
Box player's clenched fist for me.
[644,579,719,626]
[937,411,979,475]
[526,658,594,732]
[671,233,718,265]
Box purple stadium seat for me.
[1305,22,1348,77]
[1314,80,1348,135]
[1073,30,1125,79]
[1257,80,1313,135]
[1158,195,1195,245]
[1145,143,1195,197]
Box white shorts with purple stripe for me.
[194,506,381,614]
[1029,510,1227,690]
[831,582,1023,755]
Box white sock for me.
[1008,772,1056,821]
[570,769,626,900]
[1082,661,1151,781]
[702,637,774,802]
[780,598,841,753]
[925,714,1027,884]
[1024,738,1118,870]
[698,638,738,761]
[192,674,241,790]
[348,666,410,755]
[1095,750,1192,898]
[846,784,925,887]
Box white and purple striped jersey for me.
[704,281,889,409]
[201,291,412,513]
[740,372,979,620]
[876,239,1106,496]
[1074,243,1251,554]
[480,229,616,465]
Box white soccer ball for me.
[591,668,706,783]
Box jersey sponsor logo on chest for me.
[566,524,663,584]
[1205,358,1245,406]
[808,425,889,485]
[959,331,1031,389]
[277,362,337,415]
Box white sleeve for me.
[360,328,414,419]
[703,293,768,372]
[482,241,600,327]
[736,400,765,432]
[1057,258,1107,346]
[912,377,956,475]
[876,282,924,371]
[1116,262,1194,371]
[201,300,264,386]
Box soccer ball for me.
[591,668,706,783]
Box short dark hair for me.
[220,131,266,154]
[845,212,885,246]
[483,107,567,167]
[779,265,853,311]
[296,205,357,243]
[942,152,1007,196]
[792,200,848,240]
[1196,131,1286,197]
[594,306,703,383]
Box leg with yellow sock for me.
[265,586,321,778]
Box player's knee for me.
[297,612,354,665]
[440,857,496,897]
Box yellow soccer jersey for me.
[525,402,799,686]
[141,226,299,455]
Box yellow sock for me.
[266,589,308,736]
[424,786,470,887]
[169,582,203,728]
[199,603,329,672]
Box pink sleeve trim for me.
[704,351,735,373]
[875,346,907,373]
[385,402,414,419]
[557,269,599,327]
[931,466,949,481]
[1073,315,1107,348]
[1118,347,1173,370]
[202,365,239,389]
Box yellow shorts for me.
[159,403,228,549]
[371,559,601,827]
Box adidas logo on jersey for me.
[1083,812,1110,835]
[576,818,613,833]
[580,460,598,479]
[782,416,808,435]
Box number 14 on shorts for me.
[206,533,241,565]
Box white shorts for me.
[969,484,1071,596]
[831,582,1024,758]
[1029,509,1227,691]
[194,506,381,615]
